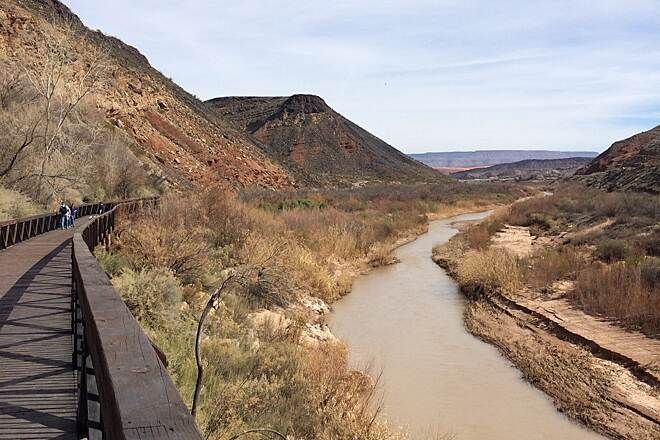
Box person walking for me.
[64,203,72,229]
[70,205,78,228]
[58,202,68,230]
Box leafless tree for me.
[0,19,108,203]
[226,429,287,439]
[191,240,292,419]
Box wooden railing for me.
[71,197,203,439]
[0,202,111,250]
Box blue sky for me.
[63,0,660,153]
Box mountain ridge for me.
[410,150,598,168]
[205,95,442,186]
[574,125,660,193]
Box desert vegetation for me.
[432,184,660,438]
[435,184,660,336]
[0,19,157,214]
[94,182,522,439]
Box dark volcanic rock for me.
[279,94,329,116]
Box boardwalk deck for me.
[0,229,77,439]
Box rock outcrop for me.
[574,125,660,193]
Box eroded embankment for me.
[433,225,660,440]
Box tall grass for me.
[524,247,588,289]
[571,259,660,336]
[455,249,522,297]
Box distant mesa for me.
[451,157,592,181]
[410,150,598,171]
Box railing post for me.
[77,318,89,439]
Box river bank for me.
[432,207,660,439]
[329,211,603,439]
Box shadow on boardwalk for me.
[0,237,77,439]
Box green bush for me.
[596,239,629,263]
[94,247,128,277]
[112,267,182,329]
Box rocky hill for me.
[1,0,294,191]
[205,95,442,186]
[574,125,660,193]
[1,0,440,192]
[452,157,592,181]
[411,150,597,169]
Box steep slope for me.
[410,150,597,169]
[205,95,442,185]
[452,157,592,180]
[574,125,660,193]
[1,0,293,190]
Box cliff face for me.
[206,95,443,186]
[575,125,660,193]
[2,0,293,190]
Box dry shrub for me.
[195,338,398,440]
[571,260,660,336]
[117,196,209,284]
[237,233,299,307]
[464,223,492,250]
[367,244,397,267]
[297,345,398,440]
[524,246,588,288]
[0,186,42,220]
[455,249,522,297]
[203,190,283,249]
[289,246,337,303]
[112,267,182,329]
[595,239,630,263]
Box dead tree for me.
[190,239,291,419]
[0,19,107,202]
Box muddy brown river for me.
[329,212,604,440]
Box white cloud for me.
[63,0,660,152]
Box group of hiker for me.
[57,201,107,229]
[57,202,106,229]
[58,202,78,229]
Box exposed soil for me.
[464,297,660,439]
[491,224,550,257]
[438,219,660,439]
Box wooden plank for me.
[0,197,183,440]
[74,228,200,439]
[0,231,77,440]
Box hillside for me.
[1,0,292,193]
[411,150,597,168]
[205,95,442,185]
[452,157,592,180]
[574,125,660,193]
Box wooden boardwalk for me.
[0,228,77,439]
